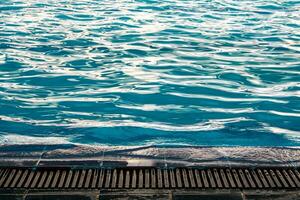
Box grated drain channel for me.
[1,167,300,190]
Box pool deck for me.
[1,189,300,200]
[1,145,300,199]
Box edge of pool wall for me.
[1,145,300,200]
[0,145,300,168]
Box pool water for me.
[0,0,300,147]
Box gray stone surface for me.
[1,189,300,200]
[1,145,300,168]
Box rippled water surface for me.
[0,0,300,146]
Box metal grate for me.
[1,167,300,190]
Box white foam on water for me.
[0,134,70,145]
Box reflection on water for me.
[0,0,300,146]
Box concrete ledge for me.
[1,145,300,168]
[1,189,300,200]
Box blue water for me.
[0,0,300,147]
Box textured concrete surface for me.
[1,145,300,168]
[1,189,300,200]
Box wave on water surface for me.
[0,0,300,147]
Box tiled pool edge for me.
[1,145,300,168]
[1,146,300,199]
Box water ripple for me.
[0,0,300,146]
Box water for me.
[0,0,300,147]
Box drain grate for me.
[1,167,300,190]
